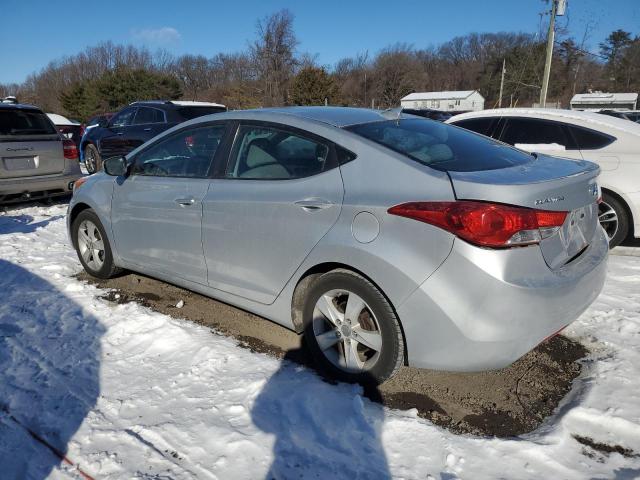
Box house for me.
[400,90,485,112]
[570,92,638,111]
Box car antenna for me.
[381,106,403,125]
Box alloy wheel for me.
[312,289,383,373]
[85,148,96,173]
[77,220,105,271]
[598,201,619,243]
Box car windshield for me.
[346,118,533,172]
[0,109,58,140]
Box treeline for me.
[1,10,638,121]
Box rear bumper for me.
[0,172,82,201]
[398,226,608,371]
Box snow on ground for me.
[0,203,639,480]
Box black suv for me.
[81,100,227,173]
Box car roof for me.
[448,107,640,138]
[0,102,43,112]
[129,100,226,110]
[46,113,79,125]
[236,106,408,128]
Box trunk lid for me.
[448,154,601,269]
[0,107,66,179]
[1,138,66,178]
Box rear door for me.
[497,117,583,161]
[99,107,137,158]
[111,122,229,284]
[0,107,64,179]
[202,122,344,304]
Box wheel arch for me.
[601,186,635,238]
[290,261,410,365]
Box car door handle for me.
[143,127,152,132]
[294,198,334,211]
[117,132,124,135]
[175,197,196,206]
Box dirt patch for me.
[574,435,639,459]
[80,271,589,438]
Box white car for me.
[447,108,640,247]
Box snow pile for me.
[0,204,639,479]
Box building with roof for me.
[570,92,638,111]
[400,90,485,112]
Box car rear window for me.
[178,106,226,120]
[346,118,533,172]
[0,108,58,140]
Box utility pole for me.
[498,58,506,108]
[539,0,565,107]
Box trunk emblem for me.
[589,183,598,197]
[535,196,564,206]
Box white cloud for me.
[132,27,181,45]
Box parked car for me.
[402,108,452,122]
[595,109,632,121]
[78,113,114,165]
[68,107,607,384]
[447,108,640,248]
[1,103,81,203]
[47,113,83,150]
[80,100,227,173]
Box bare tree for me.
[250,9,298,106]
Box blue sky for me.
[1,0,638,84]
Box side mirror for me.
[103,156,128,176]
[97,118,108,128]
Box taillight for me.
[388,201,568,248]
[63,139,78,160]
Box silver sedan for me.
[68,107,608,383]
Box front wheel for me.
[84,144,102,174]
[302,270,404,384]
[599,193,629,248]
[71,209,120,278]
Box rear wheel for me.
[302,269,404,384]
[71,209,120,278]
[84,144,102,174]
[599,192,629,248]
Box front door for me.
[99,107,137,158]
[203,122,344,304]
[111,123,228,284]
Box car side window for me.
[109,108,137,128]
[132,124,226,178]
[452,118,497,137]
[133,107,165,125]
[567,125,615,150]
[500,118,576,150]
[226,125,330,180]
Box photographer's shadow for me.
[251,341,391,480]
[0,259,103,478]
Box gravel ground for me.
[81,270,587,438]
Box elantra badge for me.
[535,196,565,206]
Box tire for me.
[302,269,404,384]
[599,192,630,249]
[84,144,102,174]
[71,209,121,279]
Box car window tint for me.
[226,125,330,180]
[133,107,164,125]
[347,118,532,172]
[0,109,57,138]
[568,125,615,150]
[110,108,136,127]
[178,106,226,120]
[133,125,226,178]
[500,118,575,149]
[452,117,497,137]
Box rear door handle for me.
[116,132,124,135]
[143,127,152,132]
[294,198,334,211]
[175,197,196,206]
